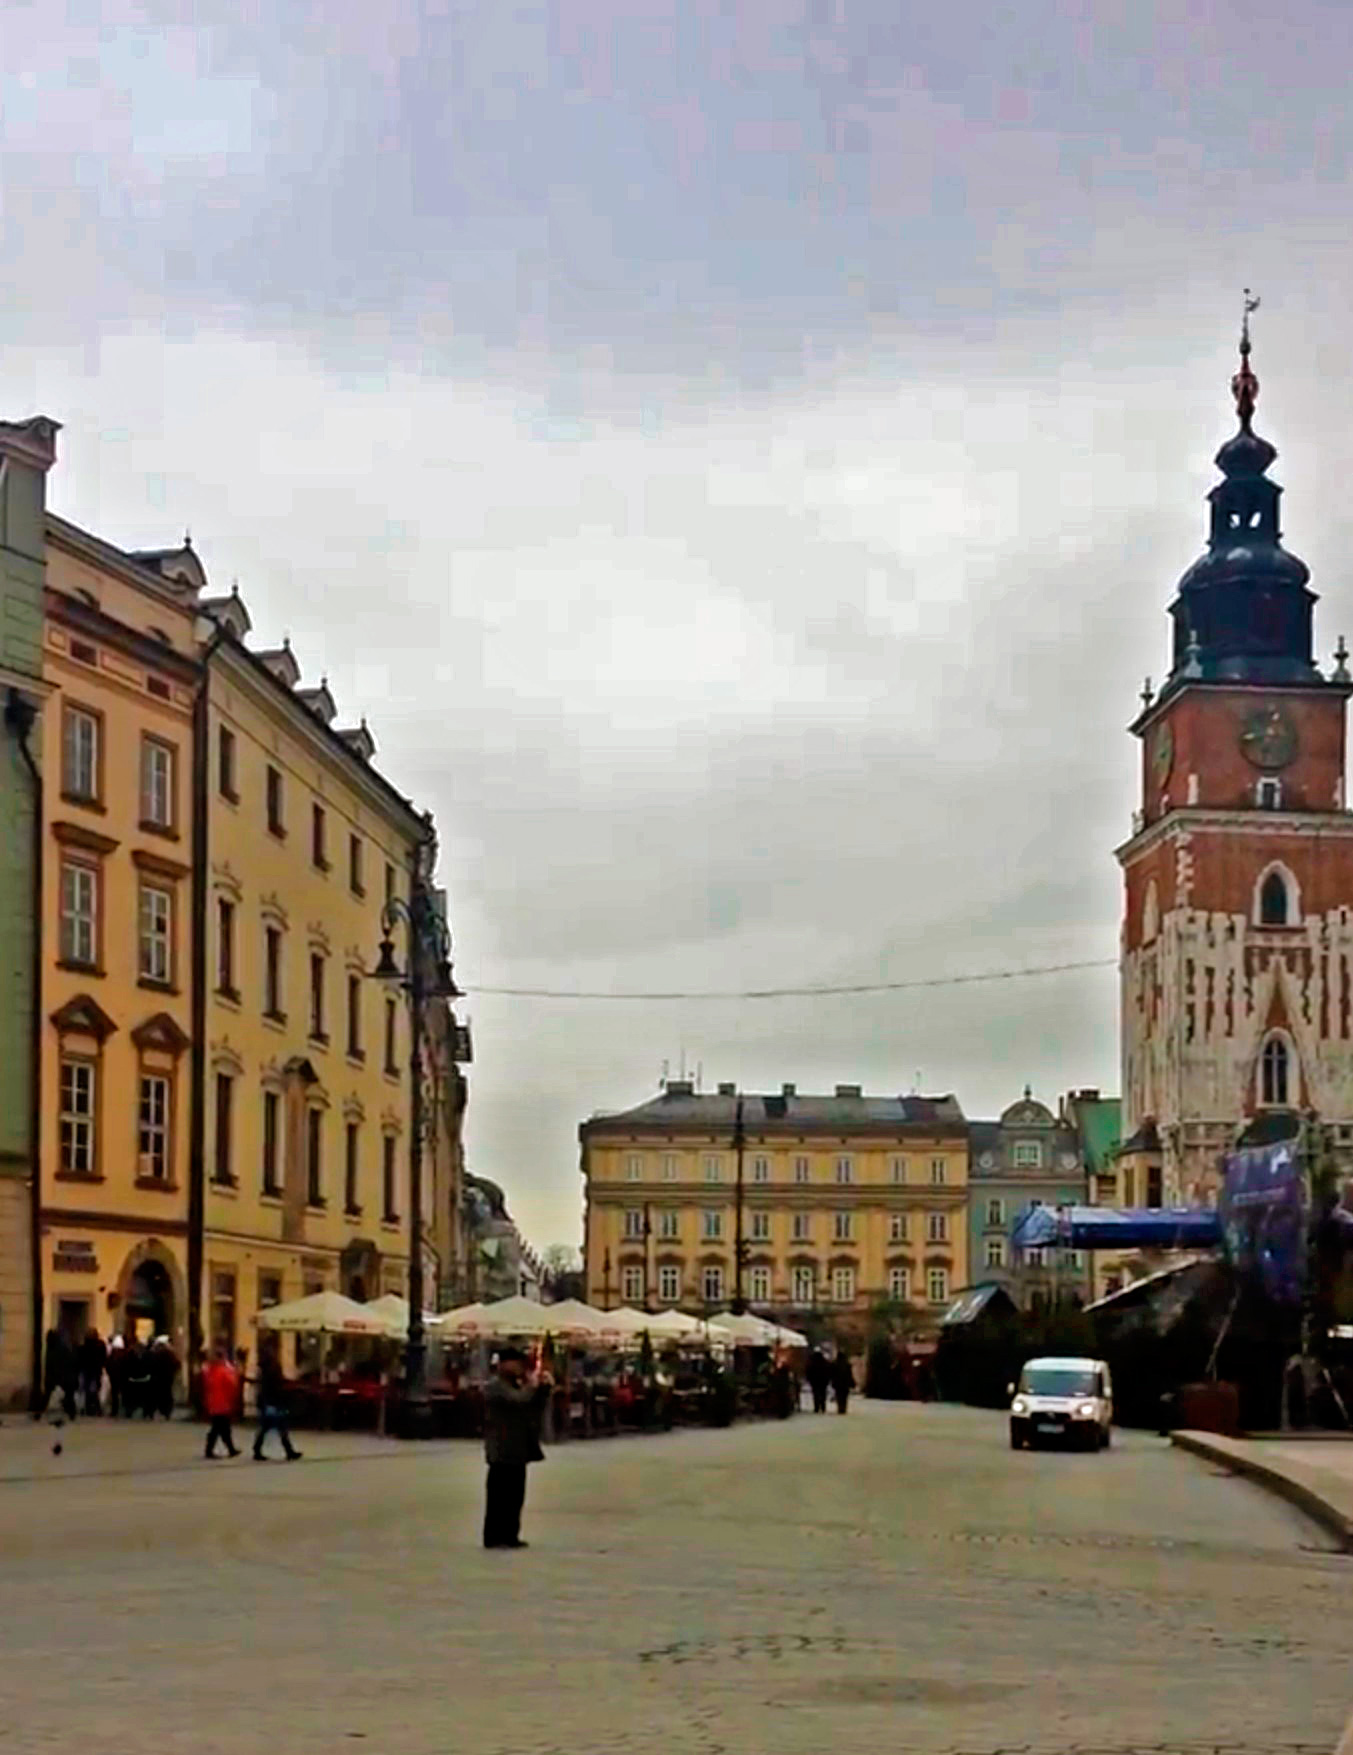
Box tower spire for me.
[1232,288,1261,430]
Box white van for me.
[1009,1355,1113,1451]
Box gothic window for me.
[1260,1034,1291,1108]
[1256,864,1298,927]
[1142,879,1159,944]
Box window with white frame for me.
[658,1209,680,1240]
[792,1213,811,1242]
[794,1155,810,1183]
[60,860,98,966]
[835,1155,853,1184]
[621,1266,644,1303]
[702,1209,723,1241]
[751,1154,770,1183]
[1257,777,1282,810]
[1025,1245,1046,1267]
[140,736,176,829]
[658,1265,681,1303]
[888,1267,910,1303]
[62,704,99,801]
[1012,1141,1042,1168]
[661,1153,678,1181]
[1066,1249,1084,1269]
[138,883,172,984]
[833,1210,853,1242]
[59,1057,96,1174]
[927,1268,949,1305]
[986,1237,1006,1268]
[891,1156,906,1183]
[750,1210,771,1241]
[138,1073,170,1180]
[792,1265,815,1304]
[889,1212,909,1242]
[702,1265,724,1304]
[748,1265,771,1303]
[625,1153,643,1181]
[930,1157,947,1185]
[832,1266,856,1304]
[986,1196,1005,1226]
[623,1207,645,1239]
[704,1155,723,1182]
[926,1211,948,1243]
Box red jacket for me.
[202,1360,240,1417]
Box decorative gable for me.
[51,994,117,1042]
[130,1012,190,1057]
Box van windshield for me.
[1021,1366,1099,1397]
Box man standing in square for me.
[483,1348,552,1549]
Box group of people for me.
[805,1347,855,1415]
[201,1337,302,1462]
[37,1328,179,1420]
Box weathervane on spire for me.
[1233,288,1261,429]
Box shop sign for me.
[53,1239,97,1274]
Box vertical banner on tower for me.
[1219,1139,1308,1304]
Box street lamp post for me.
[371,860,458,1439]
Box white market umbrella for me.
[772,1325,810,1349]
[542,1298,610,1337]
[255,1291,390,1338]
[644,1309,706,1338]
[707,1311,781,1346]
[446,1296,557,1339]
[366,1293,441,1334]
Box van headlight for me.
[1011,1396,1029,1415]
[1075,1401,1097,1419]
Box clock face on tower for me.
[1151,722,1174,786]
[1240,704,1297,771]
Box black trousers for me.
[204,1415,238,1457]
[811,1383,828,1413]
[834,1387,850,1414]
[483,1464,528,1548]
[253,1409,299,1458]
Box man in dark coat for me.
[482,1348,552,1549]
[36,1328,77,1419]
[831,1349,854,1415]
[149,1337,179,1419]
[80,1328,107,1416]
[806,1348,830,1414]
[253,1335,302,1461]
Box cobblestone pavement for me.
[0,1401,1349,1755]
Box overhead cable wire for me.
[462,954,1117,1002]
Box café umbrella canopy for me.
[446,1296,606,1340]
[644,1308,707,1339]
[709,1312,781,1347]
[366,1293,441,1333]
[255,1291,391,1338]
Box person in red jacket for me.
[202,1346,242,1459]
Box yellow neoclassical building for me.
[38,516,201,1352]
[581,1081,969,1316]
[162,575,435,1358]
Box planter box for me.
[1177,1380,1241,1437]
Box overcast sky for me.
[7,1,1353,1251]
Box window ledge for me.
[344,1204,363,1219]
[309,1031,330,1049]
[260,1190,283,1206]
[268,824,287,841]
[139,820,180,841]
[219,787,240,807]
[306,1199,328,1213]
[383,1066,400,1082]
[216,986,241,1008]
[346,1049,366,1067]
[262,1009,287,1031]
[380,1216,401,1230]
[60,791,106,813]
[55,1170,103,1184]
[210,1177,239,1196]
[56,959,105,978]
[135,1176,179,1192]
[350,884,366,900]
[314,857,332,874]
[138,976,179,995]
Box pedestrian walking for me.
[252,1336,302,1462]
[125,1339,152,1418]
[831,1349,854,1416]
[35,1328,78,1420]
[482,1348,552,1549]
[202,1346,242,1459]
[80,1328,107,1416]
[806,1348,830,1414]
[106,1334,126,1416]
[149,1336,179,1419]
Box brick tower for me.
[1118,307,1353,1207]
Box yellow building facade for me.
[185,581,432,1358]
[581,1082,969,1316]
[38,517,201,1351]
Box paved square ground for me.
[0,1401,1347,1755]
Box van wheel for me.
[1009,1424,1023,1450]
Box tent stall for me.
[254,1292,397,1430]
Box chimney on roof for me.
[781,1082,796,1097]
[717,1081,736,1096]
[835,1083,862,1099]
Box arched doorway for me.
[126,1259,174,1343]
[114,1241,185,1349]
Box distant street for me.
[0,1402,1348,1755]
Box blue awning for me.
[1011,1204,1223,1251]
